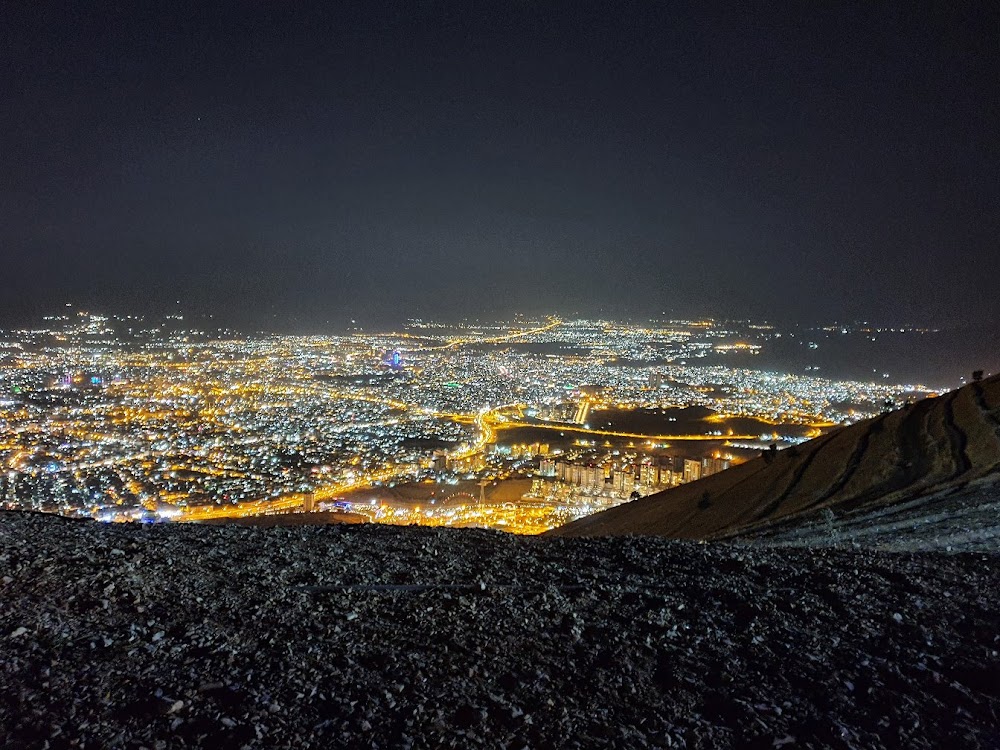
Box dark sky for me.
[2,2,998,329]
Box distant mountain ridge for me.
[549,373,1000,548]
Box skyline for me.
[5,306,998,387]
[3,3,999,326]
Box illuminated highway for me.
[492,419,758,442]
[178,404,506,521]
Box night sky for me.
[2,3,998,329]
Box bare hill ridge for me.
[549,373,1000,544]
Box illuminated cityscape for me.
[0,310,939,533]
[3,3,999,747]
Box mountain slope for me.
[549,373,1000,544]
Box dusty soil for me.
[1,512,998,749]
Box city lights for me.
[0,312,938,533]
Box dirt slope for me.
[550,374,1000,543]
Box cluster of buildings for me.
[538,454,733,496]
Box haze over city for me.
[3,3,998,330]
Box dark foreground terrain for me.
[2,512,999,749]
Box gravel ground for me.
[719,478,1000,554]
[2,512,999,749]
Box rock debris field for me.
[2,511,999,749]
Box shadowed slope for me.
[549,374,1000,542]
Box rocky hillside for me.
[2,512,999,748]
[550,374,1000,546]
